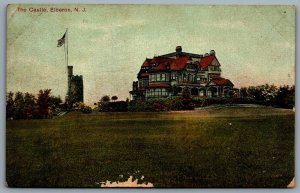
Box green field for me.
[6,107,294,188]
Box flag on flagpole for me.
[57,32,66,47]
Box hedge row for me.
[127,96,294,112]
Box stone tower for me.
[67,66,83,106]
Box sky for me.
[7,4,295,106]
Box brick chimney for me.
[176,46,182,52]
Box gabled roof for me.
[207,78,234,86]
[195,54,220,70]
[138,48,221,76]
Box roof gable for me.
[198,55,215,70]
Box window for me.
[166,74,170,81]
[162,88,168,96]
[148,88,169,97]
[188,74,194,82]
[183,74,187,81]
[199,76,207,81]
[199,90,204,96]
[150,74,154,82]
[171,74,177,80]
[157,74,161,81]
[150,74,170,82]
[155,88,159,96]
[161,74,166,81]
[210,66,219,71]
[207,90,212,97]
[140,78,148,87]
[150,88,154,96]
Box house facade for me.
[130,46,234,100]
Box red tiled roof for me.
[148,83,170,88]
[148,57,174,72]
[209,78,233,86]
[196,55,220,70]
[151,61,169,71]
[141,59,152,67]
[170,56,189,70]
[143,56,190,72]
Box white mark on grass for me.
[97,175,154,188]
[229,122,232,126]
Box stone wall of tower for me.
[67,65,83,106]
[69,75,84,105]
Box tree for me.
[37,89,51,118]
[181,87,193,110]
[6,92,15,119]
[276,85,295,108]
[72,102,92,113]
[182,87,191,100]
[111,96,118,102]
[49,95,62,107]
[98,95,111,112]
[23,92,36,119]
[14,92,25,119]
[240,87,248,98]
[100,95,110,102]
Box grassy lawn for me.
[6,107,294,188]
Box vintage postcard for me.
[6,4,295,188]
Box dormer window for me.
[151,63,156,67]
[166,63,170,70]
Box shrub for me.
[72,102,92,113]
[128,97,195,112]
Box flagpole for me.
[66,28,68,67]
[66,28,70,106]
[57,29,69,106]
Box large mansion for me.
[130,46,234,100]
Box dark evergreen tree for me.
[37,89,51,118]
[6,92,15,119]
[14,92,25,119]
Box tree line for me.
[239,84,295,108]
[7,84,295,118]
[6,89,63,120]
[127,84,295,112]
